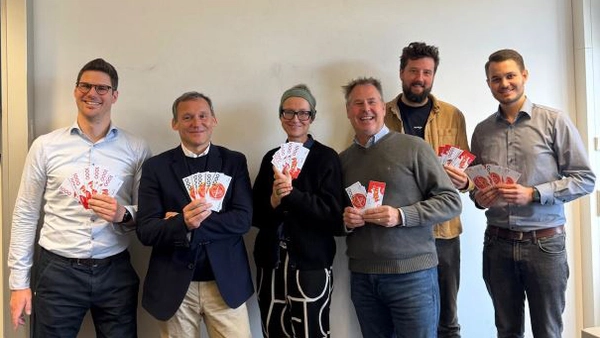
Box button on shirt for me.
[8,122,151,289]
[470,98,595,231]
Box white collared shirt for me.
[181,143,210,158]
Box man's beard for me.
[403,83,431,104]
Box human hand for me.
[443,165,470,190]
[88,193,124,222]
[473,185,500,208]
[182,198,212,230]
[270,166,293,208]
[343,206,366,229]
[164,212,179,219]
[363,205,401,227]
[496,183,534,206]
[10,289,31,331]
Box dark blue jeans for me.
[436,237,461,338]
[32,248,139,338]
[483,232,568,338]
[350,268,439,338]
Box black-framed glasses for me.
[280,109,312,121]
[76,82,113,95]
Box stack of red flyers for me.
[182,172,232,212]
[438,145,476,171]
[271,142,310,179]
[58,164,123,209]
[464,164,522,190]
[345,180,386,211]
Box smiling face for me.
[400,57,435,105]
[486,59,528,110]
[172,98,217,154]
[345,84,386,146]
[74,71,118,123]
[280,96,312,143]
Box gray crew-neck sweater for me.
[340,131,461,274]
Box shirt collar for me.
[181,143,211,158]
[494,97,533,122]
[69,121,118,141]
[354,125,390,148]
[287,134,315,149]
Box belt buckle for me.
[514,231,524,241]
[76,258,98,268]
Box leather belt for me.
[42,248,128,267]
[486,225,564,241]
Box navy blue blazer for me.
[136,144,254,321]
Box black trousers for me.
[436,237,461,338]
[32,248,139,338]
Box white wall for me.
[23,0,582,337]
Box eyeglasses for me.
[280,109,312,121]
[76,82,113,95]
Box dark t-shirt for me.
[398,99,433,139]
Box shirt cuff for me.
[459,178,475,193]
[111,205,137,234]
[397,207,406,227]
[9,269,31,290]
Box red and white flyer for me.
[366,181,386,208]
[182,171,232,212]
[486,164,505,186]
[438,144,476,171]
[271,142,310,179]
[59,164,123,209]
[345,181,367,210]
[465,164,492,190]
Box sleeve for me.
[7,139,47,289]
[400,142,463,227]
[454,109,475,193]
[192,153,253,242]
[537,113,595,204]
[468,125,486,209]
[113,140,152,233]
[136,157,191,248]
[252,151,284,231]
[280,148,345,236]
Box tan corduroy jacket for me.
[385,93,473,239]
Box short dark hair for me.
[485,49,526,78]
[400,42,440,72]
[342,77,384,105]
[76,58,119,90]
[171,91,215,120]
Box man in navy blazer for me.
[137,91,253,337]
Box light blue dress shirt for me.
[8,122,151,289]
[471,98,595,231]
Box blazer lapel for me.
[205,145,223,173]
[170,146,193,202]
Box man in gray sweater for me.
[340,77,462,338]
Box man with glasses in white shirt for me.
[8,58,151,337]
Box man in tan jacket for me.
[385,42,472,338]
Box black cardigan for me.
[252,139,345,270]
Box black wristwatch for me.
[120,208,133,224]
[532,187,541,203]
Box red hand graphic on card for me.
[209,183,226,200]
[351,193,367,209]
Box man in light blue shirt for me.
[471,49,595,338]
[8,58,151,337]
